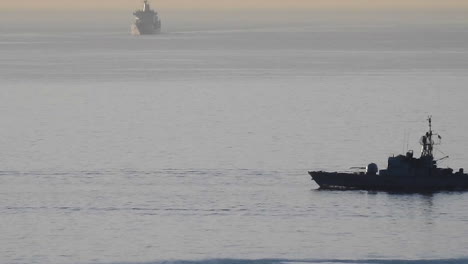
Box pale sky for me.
[3,0,468,10]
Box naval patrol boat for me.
[132,0,161,35]
[309,117,468,191]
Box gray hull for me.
[309,171,468,191]
[131,23,161,35]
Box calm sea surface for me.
[1,24,468,264]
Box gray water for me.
[1,23,468,264]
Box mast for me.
[421,116,439,158]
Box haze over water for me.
[1,5,468,264]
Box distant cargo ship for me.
[131,0,161,35]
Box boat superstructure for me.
[131,0,161,35]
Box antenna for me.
[436,156,449,162]
[402,129,410,154]
[406,130,410,153]
[402,129,406,154]
[428,115,432,134]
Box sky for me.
[3,0,468,11]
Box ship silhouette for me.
[309,117,468,191]
[132,0,161,35]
